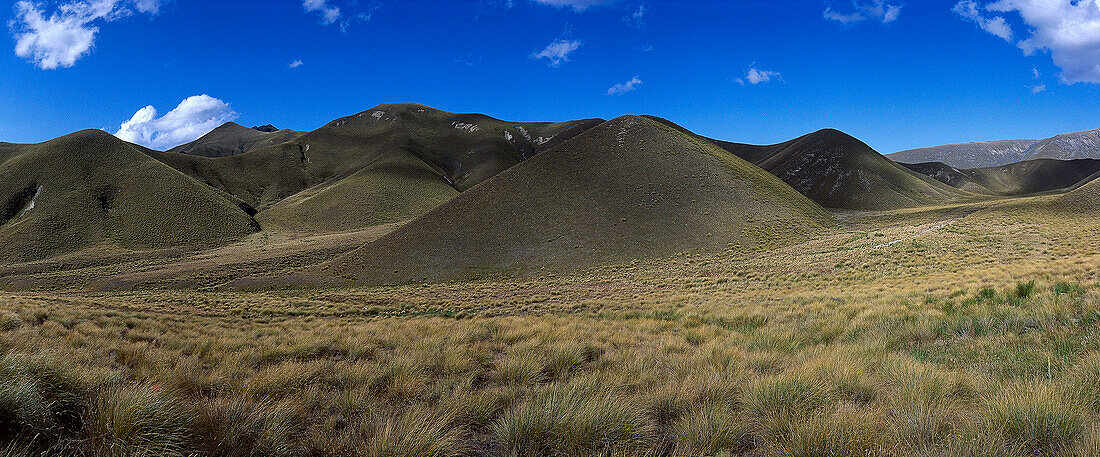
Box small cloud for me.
[1030,84,1046,93]
[114,95,238,150]
[625,4,646,27]
[824,0,903,26]
[10,0,163,69]
[455,52,482,66]
[1032,67,1041,79]
[607,76,642,95]
[736,66,782,85]
[289,60,304,68]
[952,1,1012,42]
[303,0,341,25]
[639,44,654,52]
[531,39,582,67]
[532,0,618,12]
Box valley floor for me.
[4,194,1100,456]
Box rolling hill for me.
[0,130,258,263]
[889,128,1100,168]
[167,122,303,157]
[704,128,967,210]
[148,103,603,233]
[904,159,1100,196]
[317,115,838,284]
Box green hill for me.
[148,103,603,233]
[0,130,258,263]
[904,159,1100,196]
[318,115,837,285]
[705,128,967,210]
[167,122,303,157]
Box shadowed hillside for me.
[167,122,303,157]
[149,103,603,233]
[0,130,258,263]
[899,162,995,194]
[906,158,1100,196]
[318,115,837,284]
[704,128,967,210]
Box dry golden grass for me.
[3,194,1100,455]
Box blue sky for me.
[2,0,1099,153]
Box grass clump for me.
[983,381,1085,456]
[672,403,753,455]
[491,386,654,456]
[84,384,193,457]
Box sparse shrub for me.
[84,384,192,457]
[1054,281,1084,296]
[983,381,1085,456]
[491,386,654,456]
[0,312,21,331]
[1015,281,1036,299]
[979,287,997,302]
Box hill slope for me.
[903,159,1100,196]
[167,122,303,157]
[709,129,967,210]
[1055,175,1100,212]
[0,130,258,263]
[149,103,603,233]
[319,116,837,284]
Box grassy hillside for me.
[1056,174,1100,211]
[320,115,837,284]
[900,162,995,194]
[0,130,258,263]
[709,129,968,210]
[905,159,1100,196]
[148,103,602,232]
[962,159,1100,195]
[166,122,303,157]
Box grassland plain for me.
[3,189,1100,456]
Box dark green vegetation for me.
[904,158,1100,196]
[709,128,967,210]
[167,122,304,158]
[0,130,257,263]
[318,115,837,284]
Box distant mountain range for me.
[889,129,1100,168]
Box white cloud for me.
[607,76,642,95]
[625,4,645,27]
[10,0,162,69]
[1032,66,1041,78]
[114,95,238,150]
[1030,84,1047,93]
[533,0,617,12]
[289,60,303,68]
[531,39,581,66]
[824,0,903,25]
[988,0,1100,84]
[303,0,341,25]
[736,67,782,85]
[952,1,1013,41]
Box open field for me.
[4,193,1100,456]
